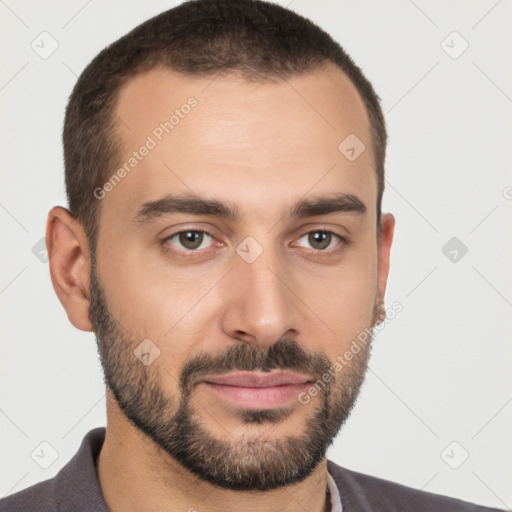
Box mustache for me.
[179,339,332,392]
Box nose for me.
[219,246,301,348]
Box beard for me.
[89,261,378,491]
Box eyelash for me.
[162,228,349,257]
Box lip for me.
[203,371,313,388]
[200,371,314,409]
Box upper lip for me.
[202,371,313,388]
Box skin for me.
[47,63,395,512]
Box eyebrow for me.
[133,192,367,225]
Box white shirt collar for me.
[326,471,343,512]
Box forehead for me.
[101,64,376,226]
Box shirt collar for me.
[327,470,343,512]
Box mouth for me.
[200,371,314,409]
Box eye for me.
[165,230,214,251]
[295,230,343,251]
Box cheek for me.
[96,252,220,374]
[308,273,375,328]
[303,248,378,350]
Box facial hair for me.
[89,261,377,491]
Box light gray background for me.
[1,0,511,508]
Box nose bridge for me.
[220,239,299,345]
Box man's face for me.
[89,65,391,490]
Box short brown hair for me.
[63,0,386,250]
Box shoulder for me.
[0,477,57,512]
[327,460,504,512]
[0,427,107,512]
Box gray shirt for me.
[0,427,504,511]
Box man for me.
[0,1,504,511]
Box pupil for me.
[309,231,330,250]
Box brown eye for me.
[296,231,341,251]
[167,230,213,251]
[308,231,331,250]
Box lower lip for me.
[201,382,311,409]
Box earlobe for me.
[46,206,94,332]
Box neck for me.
[96,394,331,512]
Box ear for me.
[46,206,93,332]
[376,213,395,308]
